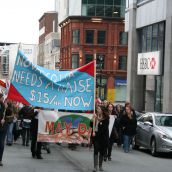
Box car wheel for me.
[132,136,139,150]
[151,138,158,156]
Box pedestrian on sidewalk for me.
[92,105,109,172]
[120,105,137,153]
[0,93,7,166]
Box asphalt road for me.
[1,142,172,172]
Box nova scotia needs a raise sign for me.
[8,50,94,110]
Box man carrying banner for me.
[30,107,43,159]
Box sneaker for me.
[0,161,3,166]
[36,155,43,159]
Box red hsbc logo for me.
[140,57,157,70]
[150,57,156,69]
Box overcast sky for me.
[0,0,55,44]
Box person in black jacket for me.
[120,105,137,153]
[19,106,32,146]
[30,107,43,159]
[93,105,109,172]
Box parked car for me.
[133,112,172,156]
[135,111,144,119]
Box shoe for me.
[103,157,107,162]
[32,153,35,158]
[108,157,111,161]
[26,144,29,147]
[7,143,12,146]
[99,166,104,171]
[0,161,3,166]
[36,155,43,159]
[46,148,51,154]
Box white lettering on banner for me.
[137,51,161,75]
[64,96,92,107]
[29,90,60,106]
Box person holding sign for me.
[93,105,109,172]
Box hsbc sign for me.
[137,51,161,75]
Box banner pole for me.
[93,53,96,136]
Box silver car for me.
[134,112,172,156]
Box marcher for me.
[0,94,7,166]
[120,105,137,153]
[107,103,118,161]
[92,106,109,172]
[30,108,43,159]
[19,106,32,146]
[12,101,20,143]
[6,101,14,146]
[115,104,123,146]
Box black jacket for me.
[120,114,137,136]
[95,117,109,147]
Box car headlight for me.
[160,133,172,141]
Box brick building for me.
[59,16,127,102]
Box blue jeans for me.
[6,123,14,144]
[0,125,7,161]
[123,135,133,153]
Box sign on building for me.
[137,51,161,75]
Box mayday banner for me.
[37,110,93,144]
[8,50,94,110]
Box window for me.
[52,39,59,48]
[82,0,125,18]
[87,5,95,16]
[96,5,104,16]
[85,54,93,64]
[152,24,158,51]
[119,32,127,45]
[139,22,165,53]
[97,0,104,4]
[72,54,79,69]
[96,54,105,69]
[85,30,94,44]
[97,31,106,44]
[146,26,152,52]
[72,29,80,44]
[118,56,127,70]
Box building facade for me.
[125,0,172,112]
[38,11,60,70]
[58,0,127,103]
[0,43,37,80]
[56,0,126,32]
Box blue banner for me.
[8,50,94,111]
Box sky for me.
[0,0,55,44]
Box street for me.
[1,141,172,172]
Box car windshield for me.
[155,116,172,127]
